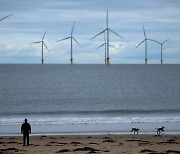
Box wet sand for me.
[0,134,180,154]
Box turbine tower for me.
[57,22,81,65]
[31,30,49,64]
[97,32,116,64]
[91,9,124,65]
[0,14,13,22]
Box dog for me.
[156,126,165,135]
[130,128,139,134]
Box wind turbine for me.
[158,39,170,64]
[135,25,157,64]
[91,9,124,65]
[151,38,170,64]
[0,14,13,22]
[97,32,116,64]
[57,22,81,65]
[31,30,49,64]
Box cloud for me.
[0,0,180,63]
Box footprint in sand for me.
[73,146,100,153]
[140,149,158,153]
[165,150,180,154]
[0,148,26,153]
[89,142,98,145]
[103,139,115,143]
[7,141,17,144]
[56,149,71,153]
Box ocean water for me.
[0,64,180,135]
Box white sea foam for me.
[0,116,180,126]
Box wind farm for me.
[91,9,124,65]
[31,30,49,64]
[56,22,81,65]
[0,10,175,64]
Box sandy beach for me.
[0,134,180,154]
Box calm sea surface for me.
[0,64,180,134]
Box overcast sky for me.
[0,0,180,64]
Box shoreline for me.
[0,134,180,154]
[1,130,180,137]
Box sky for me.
[0,0,180,64]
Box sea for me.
[0,64,180,135]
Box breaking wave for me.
[0,116,180,126]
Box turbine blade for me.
[71,22,75,36]
[72,37,82,47]
[135,39,145,49]
[143,25,146,38]
[162,38,170,44]
[0,14,13,22]
[109,29,124,39]
[43,42,49,51]
[148,39,160,44]
[31,41,42,44]
[57,37,70,42]
[42,29,47,40]
[97,43,105,49]
[91,29,106,40]
[109,44,116,48]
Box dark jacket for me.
[21,122,31,134]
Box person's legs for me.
[27,134,29,146]
[23,134,26,146]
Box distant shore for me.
[0,134,180,154]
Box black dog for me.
[156,126,165,135]
[130,128,139,134]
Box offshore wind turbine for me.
[135,25,157,64]
[158,39,170,64]
[152,38,170,64]
[57,22,81,65]
[0,14,13,22]
[91,9,124,65]
[97,32,116,64]
[31,30,49,64]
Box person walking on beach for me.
[21,119,31,146]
